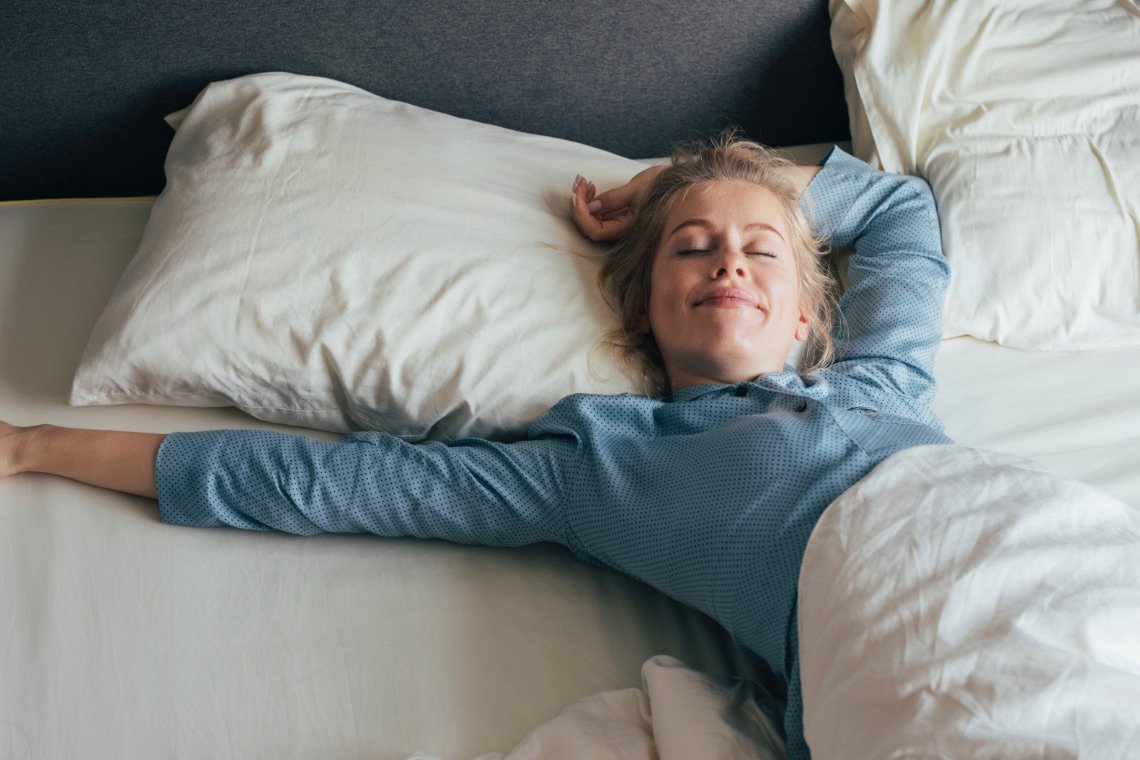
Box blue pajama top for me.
[156,148,951,759]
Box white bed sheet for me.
[0,199,766,759]
[1,197,1137,758]
[932,338,1139,509]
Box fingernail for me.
[572,175,583,191]
[588,200,602,212]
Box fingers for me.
[0,420,29,478]
[570,175,637,242]
[592,178,639,215]
[571,174,599,211]
[570,175,606,241]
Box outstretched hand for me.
[0,420,162,498]
[570,165,663,242]
[0,420,20,478]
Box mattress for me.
[1,196,1137,758]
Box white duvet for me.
[800,445,1140,758]
[449,446,1140,759]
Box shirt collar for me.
[666,369,830,403]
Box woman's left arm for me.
[803,149,948,403]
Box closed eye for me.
[677,248,712,257]
[747,250,778,258]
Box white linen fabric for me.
[70,72,649,440]
[4,198,1140,759]
[798,444,1140,758]
[407,656,784,760]
[829,0,1140,350]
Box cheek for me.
[770,267,803,309]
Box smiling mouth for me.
[694,289,760,309]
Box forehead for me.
[663,179,789,236]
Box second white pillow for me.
[830,0,1140,350]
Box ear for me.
[794,309,811,342]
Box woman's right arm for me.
[155,428,575,548]
[570,163,820,241]
[2,420,575,549]
[0,421,162,499]
[570,166,661,242]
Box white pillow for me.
[829,0,1140,349]
[70,72,647,440]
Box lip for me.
[694,287,760,309]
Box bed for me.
[2,1,1138,758]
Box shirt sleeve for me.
[802,148,949,407]
[155,427,574,547]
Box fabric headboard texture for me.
[1,0,848,200]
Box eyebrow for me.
[665,219,786,241]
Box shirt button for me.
[734,386,748,398]
[796,401,808,412]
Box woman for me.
[0,135,949,758]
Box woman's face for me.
[647,179,809,390]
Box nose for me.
[710,248,747,279]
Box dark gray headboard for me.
[1,0,849,200]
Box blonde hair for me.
[599,133,837,396]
